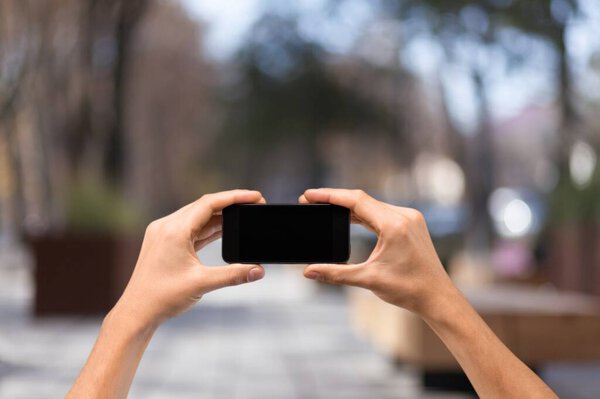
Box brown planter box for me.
[29,234,141,316]
[349,285,600,369]
[546,224,600,295]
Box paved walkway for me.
[1,240,598,398]
[0,241,474,399]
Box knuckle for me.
[408,209,424,224]
[354,189,367,200]
[199,193,212,203]
[314,270,337,284]
[386,218,407,236]
[330,271,344,284]
[145,219,162,236]
[322,273,340,285]
[227,271,246,286]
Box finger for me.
[350,215,364,225]
[303,188,384,232]
[194,230,222,251]
[298,194,308,203]
[209,196,265,215]
[186,190,263,234]
[303,263,368,287]
[300,194,362,224]
[201,264,265,292]
[196,197,267,240]
[194,214,222,241]
[176,191,258,217]
[193,195,265,247]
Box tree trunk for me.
[467,69,494,252]
[556,29,576,168]
[104,0,150,186]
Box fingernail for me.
[248,267,264,282]
[305,271,321,280]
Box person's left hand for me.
[109,190,266,330]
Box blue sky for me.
[182,0,264,60]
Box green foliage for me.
[548,163,600,225]
[65,179,143,234]
[214,13,396,189]
[587,165,600,222]
[220,14,391,149]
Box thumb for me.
[304,263,366,287]
[203,264,265,292]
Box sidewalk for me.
[0,240,468,399]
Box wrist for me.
[103,301,160,341]
[418,279,467,327]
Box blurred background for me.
[1,0,600,398]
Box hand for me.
[110,190,266,330]
[299,188,456,318]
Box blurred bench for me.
[348,284,600,389]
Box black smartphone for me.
[222,204,350,264]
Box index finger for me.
[303,188,384,232]
[187,189,263,233]
[299,194,365,225]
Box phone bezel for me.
[222,203,350,264]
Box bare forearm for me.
[67,306,157,399]
[66,191,267,398]
[423,286,557,398]
[299,189,557,397]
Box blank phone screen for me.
[223,204,349,263]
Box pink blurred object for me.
[492,241,533,278]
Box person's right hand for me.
[110,189,266,331]
[299,188,457,319]
[300,188,560,399]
